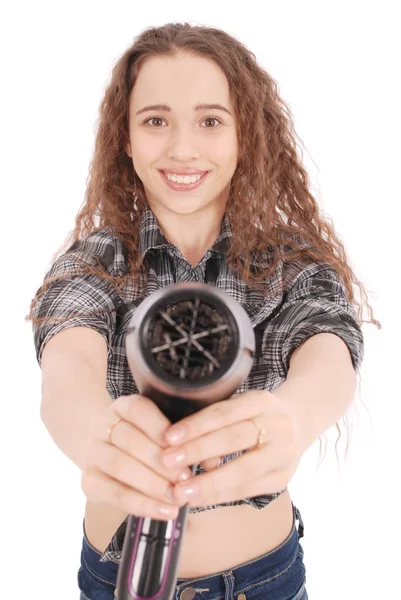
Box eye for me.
[201,116,222,128]
[143,116,222,128]
[144,117,165,127]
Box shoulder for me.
[50,227,128,278]
[277,232,337,287]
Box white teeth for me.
[165,172,203,184]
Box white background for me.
[2,1,399,598]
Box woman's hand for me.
[160,390,304,507]
[80,394,194,521]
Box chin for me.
[153,195,212,213]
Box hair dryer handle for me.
[115,466,196,600]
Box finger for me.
[175,446,279,506]
[176,465,287,507]
[88,439,182,507]
[165,391,270,446]
[169,419,265,470]
[81,466,180,521]
[90,412,192,485]
[200,456,222,471]
[183,467,288,508]
[112,394,173,449]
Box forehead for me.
[130,53,232,111]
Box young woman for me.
[28,22,379,600]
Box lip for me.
[159,169,210,191]
[159,168,209,175]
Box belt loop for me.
[293,504,304,538]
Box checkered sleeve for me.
[262,262,365,379]
[32,233,122,368]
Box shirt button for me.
[114,588,118,597]
[238,594,247,600]
[179,587,197,599]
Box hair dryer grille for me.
[136,286,243,390]
[147,297,232,380]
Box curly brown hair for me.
[26,22,381,466]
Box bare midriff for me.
[84,489,294,578]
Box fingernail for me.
[178,469,192,482]
[166,426,186,444]
[162,449,186,466]
[158,505,178,517]
[176,483,199,499]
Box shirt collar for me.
[138,205,232,259]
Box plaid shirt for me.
[32,206,364,563]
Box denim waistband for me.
[80,502,304,589]
[176,501,304,587]
[81,520,120,586]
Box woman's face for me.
[126,51,238,217]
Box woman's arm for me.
[40,328,113,473]
[273,332,358,455]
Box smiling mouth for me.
[159,170,210,190]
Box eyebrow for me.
[135,103,232,116]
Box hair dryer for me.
[115,281,255,599]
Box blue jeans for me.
[77,502,307,600]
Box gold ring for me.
[107,415,122,445]
[250,418,266,449]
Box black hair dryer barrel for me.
[115,282,255,600]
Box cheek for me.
[131,132,163,160]
[215,144,238,174]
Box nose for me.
[167,125,202,161]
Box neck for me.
[149,201,227,264]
